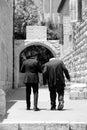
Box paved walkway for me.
[0,87,87,123]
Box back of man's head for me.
[49,57,60,61]
[31,54,38,60]
[26,54,31,59]
[49,57,55,61]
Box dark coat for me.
[21,58,42,84]
[43,59,70,88]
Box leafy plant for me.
[14,0,60,40]
[14,0,39,39]
[47,20,60,40]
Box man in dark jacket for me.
[21,54,42,111]
[43,58,70,110]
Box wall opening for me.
[19,44,54,87]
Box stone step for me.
[1,87,87,129]
[68,83,87,100]
[0,122,87,130]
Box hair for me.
[26,54,31,59]
[49,57,55,61]
[31,55,38,59]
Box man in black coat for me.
[21,55,42,111]
[43,58,70,110]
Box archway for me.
[14,40,59,88]
[19,44,54,87]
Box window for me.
[69,0,82,22]
[82,0,87,12]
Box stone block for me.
[84,91,87,99]
[69,83,87,100]
[83,88,87,99]
[70,83,87,92]
[26,26,47,41]
[69,91,79,100]
[0,123,18,130]
[0,0,13,91]
[70,122,87,130]
[0,89,6,116]
[78,92,84,99]
[20,123,44,130]
[45,123,69,130]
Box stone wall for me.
[61,16,73,58]
[62,12,87,84]
[0,0,13,91]
[26,26,47,41]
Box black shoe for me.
[27,105,30,110]
[33,107,40,111]
[27,107,30,110]
[58,102,64,110]
[51,106,56,110]
[51,108,56,110]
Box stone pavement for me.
[0,87,87,130]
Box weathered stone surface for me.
[84,91,87,99]
[20,123,44,130]
[45,123,69,130]
[78,92,85,99]
[69,91,79,100]
[0,89,6,116]
[69,83,87,100]
[70,123,87,130]
[0,123,18,130]
[0,0,13,91]
[26,26,47,41]
[62,14,87,85]
[69,83,87,91]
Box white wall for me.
[0,0,13,91]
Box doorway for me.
[19,45,54,87]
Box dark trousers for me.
[49,84,64,108]
[56,87,64,102]
[49,88,56,108]
[25,83,38,109]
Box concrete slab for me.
[70,122,87,130]
[0,123,18,130]
[45,123,69,130]
[20,123,44,130]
